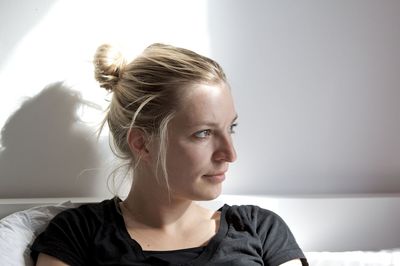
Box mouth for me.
[202,172,226,183]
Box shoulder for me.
[222,204,283,229]
[220,204,306,264]
[49,198,119,228]
[221,204,294,241]
[223,204,276,217]
[30,199,118,264]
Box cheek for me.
[167,142,209,175]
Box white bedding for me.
[306,250,400,265]
[0,201,75,266]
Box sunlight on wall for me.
[0,0,210,140]
[0,0,211,197]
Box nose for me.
[213,133,237,163]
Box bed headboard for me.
[1,194,400,252]
[0,197,100,219]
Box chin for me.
[195,187,222,201]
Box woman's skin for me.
[36,83,302,265]
[120,82,237,251]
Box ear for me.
[127,128,151,161]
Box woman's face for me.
[162,82,237,201]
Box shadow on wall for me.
[0,82,104,198]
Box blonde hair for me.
[93,43,227,191]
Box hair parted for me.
[93,43,228,191]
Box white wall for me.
[207,0,400,195]
[0,0,211,198]
[1,0,399,198]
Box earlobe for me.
[127,128,150,160]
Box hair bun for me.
[93,44,126,92]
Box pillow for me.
[0,201,75,266]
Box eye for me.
[194,129,211,139]
[229,123,238,134]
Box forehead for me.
[172,83,236,127]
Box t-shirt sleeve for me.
[254,207,307,266]
[30,207,94,266]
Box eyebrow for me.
[187,114,238,128]
[232,114,239,123]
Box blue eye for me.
[194,130,211,138]
[229,123,238,134]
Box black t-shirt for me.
[31,198,307,266]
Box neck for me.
[122,170,203,230]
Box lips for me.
[203,172,226,183]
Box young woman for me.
[31,43,308,265]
